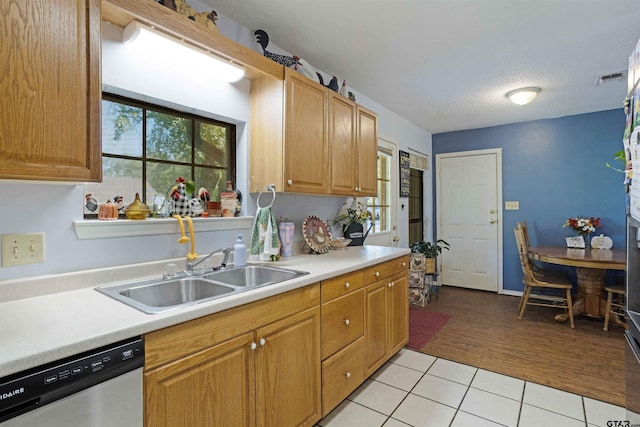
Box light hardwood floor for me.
[414,285,625,407]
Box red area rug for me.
[407,307,452,350]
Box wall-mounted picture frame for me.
[399,150,410,198]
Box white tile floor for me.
[317,348,626,427]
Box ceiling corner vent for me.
[596,71,626,86]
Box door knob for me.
[490,218,497,224]
[490,209,496,214]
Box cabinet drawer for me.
[363,256,409,284]
[321,270,364,302]
[321,336,365,417]
[321,289,364,359]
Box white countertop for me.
[0,245,408,378]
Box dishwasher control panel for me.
[0,337,143,423]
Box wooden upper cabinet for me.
[284,69,328,195]
[250,68,378,197]
[0,0,101,182]
[356,106,378,197]
[329,92,357,196]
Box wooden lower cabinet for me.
[255,307,321,427]
[364,279,389,375]
[145,332,256,427]
[320,257,408,416]
[364,262,410,376]
[144,285,321,427]
[143,257,408,425]
[388,272,409,356]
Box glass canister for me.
[278,222,295,258]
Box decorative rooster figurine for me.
[255,29,301,68]
[317,74,339,92]
[169,177,203,217]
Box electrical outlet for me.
[505,201,520,210]
[1,233,45,267]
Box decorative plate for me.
[591,234,613,249]
[302,215,332,254]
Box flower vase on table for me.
[562,216,601,249]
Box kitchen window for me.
[83,95,236,219]
[368,147,392,233]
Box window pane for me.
[147,162,192,201]
[102,100,143,156]
[195,167,228,201]
[87,95,235,219]
[146,111,192,163]
[369,150,391,233]
[195,121,229,167]
[85,157,142,208]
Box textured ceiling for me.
[202,0,640,134]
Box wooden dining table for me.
[528,246,626,322]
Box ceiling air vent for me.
[596,71,626,86]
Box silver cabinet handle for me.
[287,180,293,186]
[344,319,350,326]
[344,282,350,289]
[344,372,351,378]
[250,342,257,350]
[259,338,266,346]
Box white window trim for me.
[73,216,253,240]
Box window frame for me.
[85,94,236,219]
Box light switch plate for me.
[505,201,519,210]
[1,233,45,267]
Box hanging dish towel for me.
[250,206,280,261]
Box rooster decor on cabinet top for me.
[255,29,301,68]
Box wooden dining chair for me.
[603,285,628,331]
[517,221,568,281]
[514,223,575,328]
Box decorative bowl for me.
[125,193,151,220]
[330,238,352,250]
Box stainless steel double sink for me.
[96,265,309,314]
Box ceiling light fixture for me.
[121,20,245,83]
[506,87,540,106]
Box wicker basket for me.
[425,258,436,274]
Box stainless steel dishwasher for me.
[0,337,143,426]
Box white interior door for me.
[436,149,502,292]
[365,138,398,247]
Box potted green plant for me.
[409,239,450,274]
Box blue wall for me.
[432,109,626,292]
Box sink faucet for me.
[186,247,232,275]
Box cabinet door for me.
[0,0,101,182]
[145,332,256,427]
[284,69,328,194]
[365,279,388,376]
[388,272,409,354]
[256,306,321,427]
[356,106,378,196]
[328,92,357,195]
